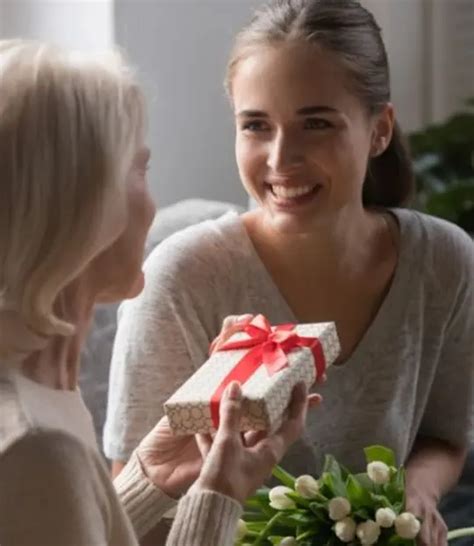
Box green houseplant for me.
[409,98,474,234]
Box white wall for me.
[361,0,427,132]
[114,0,260,207]
[0,0,114,52]
[362,0,474,128]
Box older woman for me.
[0,40,313,546]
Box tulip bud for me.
[367,461,391,485]
[356,520,381,545]
[375,507,396,528]
[268,486,296,510]
[295,474,320,499]
[328,496,351,521]
[235,519,247,540]
[279,537,298,546]
[334,517,357,542]
[395,512,421,539]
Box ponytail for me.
[363,122,415,208]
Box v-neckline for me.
[235,208,413,371]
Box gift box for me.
[164,314,340,435]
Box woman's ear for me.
[370,103,395,157]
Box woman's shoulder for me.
[394,208,473,286]
[143,211,249,289]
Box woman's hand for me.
[136,417,202,498]
[405,436,468,546]
[190,380,311,505]
[136,314,321,500]
[405,483,448,546]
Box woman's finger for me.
[209,314,254,355]
[316,372,327,384]
[216,381,244,438]
[252,383,309,465]
[243,429,267,448]
[307,393,323,407]
[195,433,213,458]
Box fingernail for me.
[227,381,242,401]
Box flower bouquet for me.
[236,445,474,545]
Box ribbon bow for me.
[210,314,326,428]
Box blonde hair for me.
[0,40,146,361]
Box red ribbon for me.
[210,314,326,428]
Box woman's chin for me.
[96,271,145,304]
[126,271,145,299]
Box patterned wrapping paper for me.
[164,321,340,435]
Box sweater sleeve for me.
[419,223,474,446]
[114,451,243,545]
[114,450,177,538]
[0,430,114,546]
[166,490,243,546]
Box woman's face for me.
[232,42,393,234]
[93,145,156,303]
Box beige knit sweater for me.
[0,369,242,546]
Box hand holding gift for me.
[164,314,340,435]
[189,380,311,505]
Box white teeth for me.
[271,184,315,199]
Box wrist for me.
[135,450,181,499]
[405,470,441,505]
[190,476,243,505]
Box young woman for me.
[0,40,312,546]
[104,2,474,545]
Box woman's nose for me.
[266,130,304,173]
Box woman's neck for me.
[21,279,96,391]
[244,206,390,282]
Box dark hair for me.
[225,0,414,208]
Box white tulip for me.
[356,520,381,545]
[367,461,391,485]
[295,474,320,499]
[328,496,351,521]
[268,486,296,510]
[235,519,248,540]
[279,537,298,546]
[375,507,396,528]
[334,517,357,542]
[395,512,421,539]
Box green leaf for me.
[272,465,296,488]
[285,491,311,508]
[284,512,316,526]
[345,474,373,508]
[353,507,372,520]
[370,492,393,509]
[352,472,376,492]
[364,445,397,467]
[253,512,286,546]
[320,471,347,498]
[322,454,343,481]
[382,467,405,507]
[309,501,330,523]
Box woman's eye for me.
[241,120,270,132]
[304,118,332,130]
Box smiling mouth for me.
[266,182,321,203]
